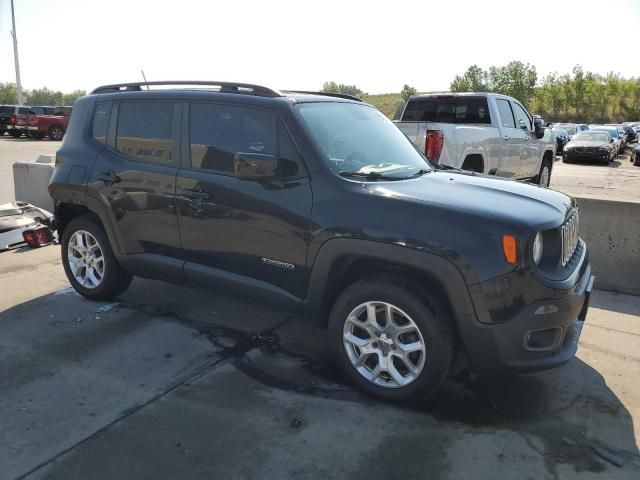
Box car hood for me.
[566,141,609,148]
[363,170,575,231]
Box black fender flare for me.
[303,238,479,330]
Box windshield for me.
[574,132,610,142]
[296,102,431,179]
[592,129,618,139]
[563,126,577,135]
[552,128,568,136]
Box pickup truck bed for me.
[395,93,555,185]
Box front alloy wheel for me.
[538,164,550,187]
[343,301,426,388]
[67,230,105,289]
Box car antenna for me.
[140,69,150,90]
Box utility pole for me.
[11,0,24,105]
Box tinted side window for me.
[190,104,274,174]
[30,107,45,115]
[402,96,490,124]
[18,107,30,114]
[279,123,303,178]
[116,102,174,163]
[496,99,515,128]
[511,102,531,130]
[92,102,112,144]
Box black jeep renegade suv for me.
[49,81,594,402]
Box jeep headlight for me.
[533,232,544,265]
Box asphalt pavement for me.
[0,136,639,479]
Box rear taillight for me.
[22,226,54,247]
[10,114,16,125]
[425,130,443,163]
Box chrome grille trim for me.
[561,210,579,267]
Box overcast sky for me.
[1,0,639,94]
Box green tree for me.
[538,73,564,119]
[321,81,365,98]
[488,61,537,106]
[450,65,488,92]
[0,83,18,104]
[25,87,64,106]
[62,90,86,105]
[393,84,418,119]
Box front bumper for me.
[564,150,609,162]
[460,246,594,375]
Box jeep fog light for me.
[533,232,543,265]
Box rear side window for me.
[496,99,516,128]
[511,102,531,130]
[30,107,45,115]
[402,96,491,124]
[189,103,274,174]
[0,106,13,114]
[92,102,112,144]
[116,102,174,163]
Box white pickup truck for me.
[395,92,556,187]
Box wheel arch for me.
[461,153,485,173]
[303,239,479,334]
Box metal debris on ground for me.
[95,303,120,313]
[290,418,302,428]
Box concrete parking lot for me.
[1,137,639,479]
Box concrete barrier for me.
[576,196,640,296]
[12,155,55,212]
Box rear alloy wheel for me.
[61,215,132,300]
[67,230,106,289]
[331,276,455,402]
[49,125,64,141]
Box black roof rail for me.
[91,81,283,98]
[284,90,364,102]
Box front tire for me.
[537,159,551,187]
[330,276,455,403]
[61,215,132,301]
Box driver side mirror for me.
[234,152,278,181]
[610,138,614,143]
[533,116,545,139]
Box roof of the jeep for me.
[88,81,364,105]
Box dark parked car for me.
[622,125,637,143]
[563,131,615,164]
[0,105,31,136]
[48,81,594,402]
[630,143,640,165]
[551,127,569,154]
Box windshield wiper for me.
[339,171,405,181]
[408,169,431,178]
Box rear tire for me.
[61,215,132,301]
[49,125,64,141]
[329,275,455,403]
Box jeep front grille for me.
[561,210,579,267]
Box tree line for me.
[323,62,640,123]
[450,62,640,123]
[0,83,86,106]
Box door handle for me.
[181,188,210,200]
[97,171,121,184]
